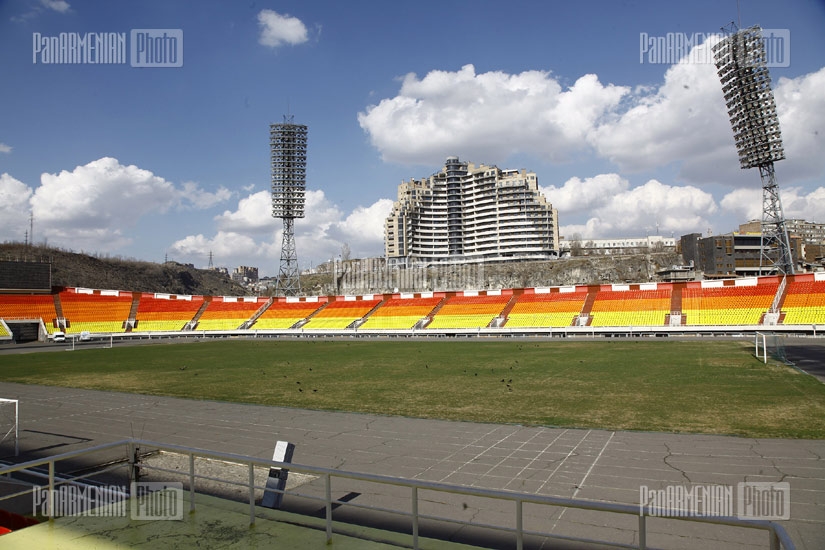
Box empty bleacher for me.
[589,285,672,327]
[360,295,443,329]
[427,293,510,329]
[505,288,588,328]
[302,297,382,329]
[196,297,269,331]
[681,279,779,325]
[781,274,825,325]
[0,294,58,333]
[59,288,133,333]
[252,299,326,329]
[134,294,205,332]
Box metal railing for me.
[0,439,795,550]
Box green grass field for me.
[1,339,823,438]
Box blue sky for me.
[1,0,823,277]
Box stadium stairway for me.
[495,292,521,327]
[292,301,329,329]
[352,297,388,328]
[579,289,598,325]
[241,297,274,329]
[188,298,211,330]
[420,295,449,328]
[668,284,685,325]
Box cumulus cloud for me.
[0,143,11,154]
[540,174,629,213]
[257,9,308,48]
[24,157,231,251]
[548,176,717,239]
[721,186,825,223]
[772,67,825,182]
[170,190,393,270]
[41,0,70,13]
[0,173,33,239]
[358,64,627,166]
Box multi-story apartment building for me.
[385,157,559,266]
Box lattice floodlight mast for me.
[271,116,307,296]
[712,25,794,275]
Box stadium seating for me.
[0,294,58,333]
[505,290,587,327]
[196,297,269,331]
[252,301,325,329]
[681,282,778,325]
[427,294,510,329]
[59,290,133,333]
[360,296,443,329]
[134,294,204,332]
[302,298,382,329]
[781,279,825,325]
[589,288,671,327]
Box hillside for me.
[0,244,248,296]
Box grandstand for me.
[59,288,133,334]
[588,284,672,327]
[301,297,382,329]
[682,277,780,326]
[196,296,269,331]
[505,287,588,328]
[427,292,511,329]
[359,294,443,329]
[134,293,205,332]
[252,297,326,329]
[0,294,58,334]
[1,272,824,341]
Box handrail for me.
[0,438,795,550]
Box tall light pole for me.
[712,25,794,275]
[270,116,308,295]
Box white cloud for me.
[772,67,825,182]
[0,143,11,154]
[358,64,627,166]
[170,189,393,271]
[555,177,717,239]
[26,157,231,251]
[257,9,308,48]
[41,0,70,13]
[541,174,629,214]
[0,173,33,239]
[721,186,825,223]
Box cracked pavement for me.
[0,381,822,549]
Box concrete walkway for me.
[0,382,822,549]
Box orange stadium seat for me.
[59,290,133,333]
[427,294,509,329]
[134,294,204,332]
[505,291,587,328]
[196,297,268,331]
[682,283,778,325]
[589,289,671,327]
[302,299,382,330]
[781,279,825,325]
[253,301,326,329]
[360,296,442,329]
[0,294,59,333]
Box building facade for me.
[385,157,559,266]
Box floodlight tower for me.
[712,25,794,275]
[271,116,308,296]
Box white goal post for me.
[0,398,19,456]
[754,332,768,364]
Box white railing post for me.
[48,460,55,520]
[189,452,196,513]
[248,462,255,525]
[639,513,646,549]
[411,486,419,549]
[325,473,332,543]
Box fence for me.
[0,438,795,549]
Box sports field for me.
[1,339,823,438]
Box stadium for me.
[0,256,824,549]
